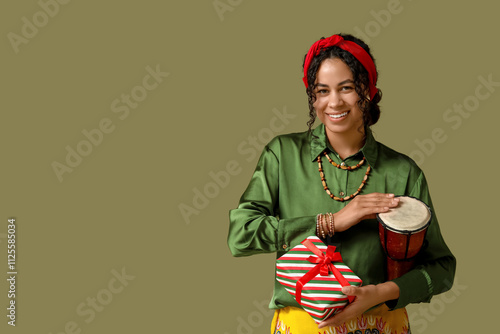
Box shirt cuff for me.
[277,216,317,254]
[387,268,433,310]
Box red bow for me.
[295,239,355,305]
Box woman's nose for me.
[328,92,343,109]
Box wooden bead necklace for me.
[317,152,371,202]
[324,152,366,170]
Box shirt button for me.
[282,244,287,250]
[339,191,345,196]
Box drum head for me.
[377,196,431,233]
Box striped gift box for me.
[276,236,362,324]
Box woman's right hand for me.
[333,193,399,232]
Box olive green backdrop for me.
[1,1,497,333]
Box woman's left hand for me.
[317,282,400,329]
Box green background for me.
[1,0,497,333]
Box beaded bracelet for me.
[316,214,322,238]
[327,212,335,237]
[321,214,327,238]
[316,213,335,238]
[321,215,328,238]
[316,214,326,239]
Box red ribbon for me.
[295,239,355,305]
[302,34,378,100]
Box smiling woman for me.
[227,33,456,334]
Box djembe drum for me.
[376,196,432,280]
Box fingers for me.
[361,193,399,205]
[342,285,357,296]
[335,193,400,232]
[318,303,360,328]
[355,193,399,213]
[379,196,400,212]
[318,286,360,328]
[317,285,373,329]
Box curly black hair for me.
[303,33,382,136]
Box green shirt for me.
[228,123,456,310]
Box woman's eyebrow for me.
[317,79,354,88]
[337,79,354,86]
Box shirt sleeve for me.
[388,171,457,309]
[227,143,316,257]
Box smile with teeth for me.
[328,111,349,119]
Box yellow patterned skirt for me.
[270,304,410,334]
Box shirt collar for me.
[309,123,379,168]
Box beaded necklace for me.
[317,151,371,202]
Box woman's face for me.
[313,57,365,140]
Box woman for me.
[228,33,456,333]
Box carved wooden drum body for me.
[377,196,432,280]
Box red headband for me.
[303,35,378,100]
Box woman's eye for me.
[317,89,328,94]
[340,86,355,92]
